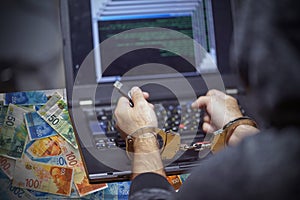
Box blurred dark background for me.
[0,0,65,93]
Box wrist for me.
[228,124,259,146]
[132,135,163,175]
[133,133,159,153]
[211,116,258,153]
[127,128,165,178]
[126,127,161,159]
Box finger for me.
[116,96,131,108]
[148,102,154,109]
[203,113,210,123]
[143,92,150,99]
[114,96,130,118]
[207,89,225,97]
[191,96,211,109]
[143,92,155,109]
[202,122,215,133]
[130,87,147,104]
[142,91,154,108]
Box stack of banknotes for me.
[0,89,188,200]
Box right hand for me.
[114,87,158,137]
[191,89,243,133]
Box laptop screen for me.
[64,0,233,88]
[91,0,217,83]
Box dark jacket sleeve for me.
[129,172,175,200]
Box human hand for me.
[114,87,164,178]
[114,87,158,136]
[191,89,243,133]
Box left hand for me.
[191,89,243,133]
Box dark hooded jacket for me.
[129,0,300,199]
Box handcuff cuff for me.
[181,116,258,158]
[126,127,181,160]
[125,116,258,160]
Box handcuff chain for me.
[181,141,212,151]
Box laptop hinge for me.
[89,171,131,179]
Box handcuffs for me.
[125,116,257,160]
[126,127,181,160]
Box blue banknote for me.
[74,175,191,200]
[84,181,131,200]
[26,183,80,199]
[5,91,48,105]
[84,174,188,200]
[34,105,43,111]
[179,173,190,183]
[0,170,34,200]
[24,111,57,140]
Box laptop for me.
[60,0,241,183]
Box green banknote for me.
[0,101,8,130]
[0,104,28,159]
[37,92,78,149]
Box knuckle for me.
[206,89,215,95]
[228,95,238,104]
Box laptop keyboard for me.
[84,100,204,150]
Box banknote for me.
[25,135,69,159]
[2,89,67,106]
[12,159,74,196]
[72,163,108,197]
[0,155,16,179]
[34,105,43,111]
[0,101,8,129]
[179,173,190,183]
[23,150,67,167]
[167,175,182,191]
[4,91,48,106]
[37,92,78,149]
[63,144,108,196]
[84,175,182,199]
[80,181,131,200]
[25,183,80,199]
[16,105,35,112]
[98,181,131,200]
[24,111,57,140]
[83,175,185,199]
[0,104,29,159]
[0,170,34,200]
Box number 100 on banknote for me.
[13,160,74,196]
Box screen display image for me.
[89,0,218,83]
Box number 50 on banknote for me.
[37,93,78,149]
